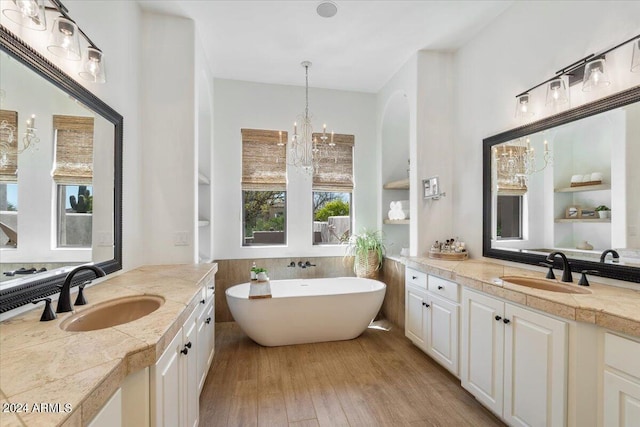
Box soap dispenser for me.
[250,262,257,281]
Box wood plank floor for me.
[199,321,505,427]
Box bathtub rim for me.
[225,276,386,300]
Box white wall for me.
[212,79,376,260]
[139,11,196,264]
[453,1,640,258]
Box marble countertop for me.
[0,263,217,427]
[402,257,640,338]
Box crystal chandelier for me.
[289,61,333,173]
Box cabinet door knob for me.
[181,347,189,355]
[437,285,443,290]
[412,276,418,280]
[422,302,426,306]
[185,341,192,349]
[425,303,430,308]
[205,317,212,324]
[495,315,502,321]
[200,299,206,304]
[503,318,511,324]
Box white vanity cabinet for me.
[405,267,460,376]
[603,333,640,427]
[197,277,216,392]
[461,288,567,426]
[87,389,122,427]
[151,304,199,427]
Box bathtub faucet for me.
[297,261,316,269]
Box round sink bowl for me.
[60,295,165,332]
[499,276,592,294]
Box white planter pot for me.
[598,211,610,219]
[256,272,268,281]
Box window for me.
[0,183,18,248]
[497,195,523,240]
[312,133,354,244]
[52,115,94,248]
[241,129,287,246]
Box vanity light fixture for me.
[47,16,81,60]
[514,33,639,116]
[78,47,105,83]
[514,93,534,120]
[2,0,47,30]
[1,0,106,83]
[581,58,610,92]
[632,39,640,73]
[545,76,569,106]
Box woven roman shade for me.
[496,145,527,196]
[52,115,95,185]
[0,110,18,182]
[241,128,287,191]
[312,133,354,192]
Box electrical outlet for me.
[174,231,189,246]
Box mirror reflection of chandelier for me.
[288,61,335,174]
[0,115,39,168]
[495,136,553,187]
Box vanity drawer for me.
[605,333,640,378]
[406,267,427,290]
[428,275,459,302]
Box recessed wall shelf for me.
[383,178,410,190]
[383,219,410,225]
[555,218,611,223]
[555,184,610,193]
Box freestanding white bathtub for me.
[226,277,386,346]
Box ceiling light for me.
[317,1,338,18]
[289,61,332,174]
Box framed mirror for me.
[0,26,122,313]
[483,85,640,283]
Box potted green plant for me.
[253,267,268,281]
[344,228,385,278]
[595,205,611,219]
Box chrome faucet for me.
[56,265,106,313]
[599,249,620,263]
[545,251,573,283]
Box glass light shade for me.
[632,39,640,73]
[47,17,81,61]
[515,93,534,119]
[545,77,569,106]
[79,47,106,83]
[2,0,46,31]
[582,58,611,91]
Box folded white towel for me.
[392,200,410,211]
[388,209,409,220]
[571,174,583,183]
[590,172,603,182]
